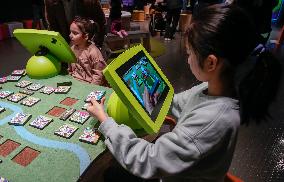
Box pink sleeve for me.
[89,48,108,85]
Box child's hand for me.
[87,97,108,123]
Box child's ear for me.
[84,33,89,41]
[205,54,218,72]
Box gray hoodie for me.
[99,82,240,181]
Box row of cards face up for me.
[0,69,26,84]
[8,108,91,127]
[15,80,71,94]
[0,92,40,106]
[0,79,71,94]
[6,113,99,144]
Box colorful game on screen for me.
[272,0,284,22]
[117,51,169,120]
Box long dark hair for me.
[186,4,281,124]
[72,16,99,42]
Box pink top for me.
[69,43,107,86]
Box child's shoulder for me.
[87,43,104,60]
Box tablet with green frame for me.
[13,29,75,63]
[104,45,174,134]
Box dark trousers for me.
[45,0,70,42]
[164,8,181,39]
[32,4,48,29]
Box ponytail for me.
[186,4,282,124]
[72,16,99,43]
[238,47,281,124]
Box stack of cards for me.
[40,86,55,95]
[16,80,32,88]
[0,91,13,99]
[69,111,90,124]
[79,127,100,144]
[54,124,78,139]
[54,86,71,94]
[0,77,7,84]
[0,107,5,113]
[85,90,106,102]
[9,113,32,126]
[7,93,27,103]
[7,75,21,82]
[27,83,44,91]
[29,115,53,129]
[19,89,34,96]
[12,69,26,76]
[60,108,76,121]
[21,97,41,107]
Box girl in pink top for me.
[68,16,107,86]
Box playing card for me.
[0,91,13,99]
[69,110,90,124]
[85,90,106,102]
[19,89,34,96]
[7,93,27,103]
[29,115,53,129]
[40,86,55,95]
[54,124,78,139]
[12,69,26,76]
[9,113,32,126]
[21,97,41,106]
[7,75,21,82]
[27,83,44,91]
[59,108,76,121]
[54,86,71,94]
[0,77,7,84]
[79,127,100,144]
[16,80,32,88]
